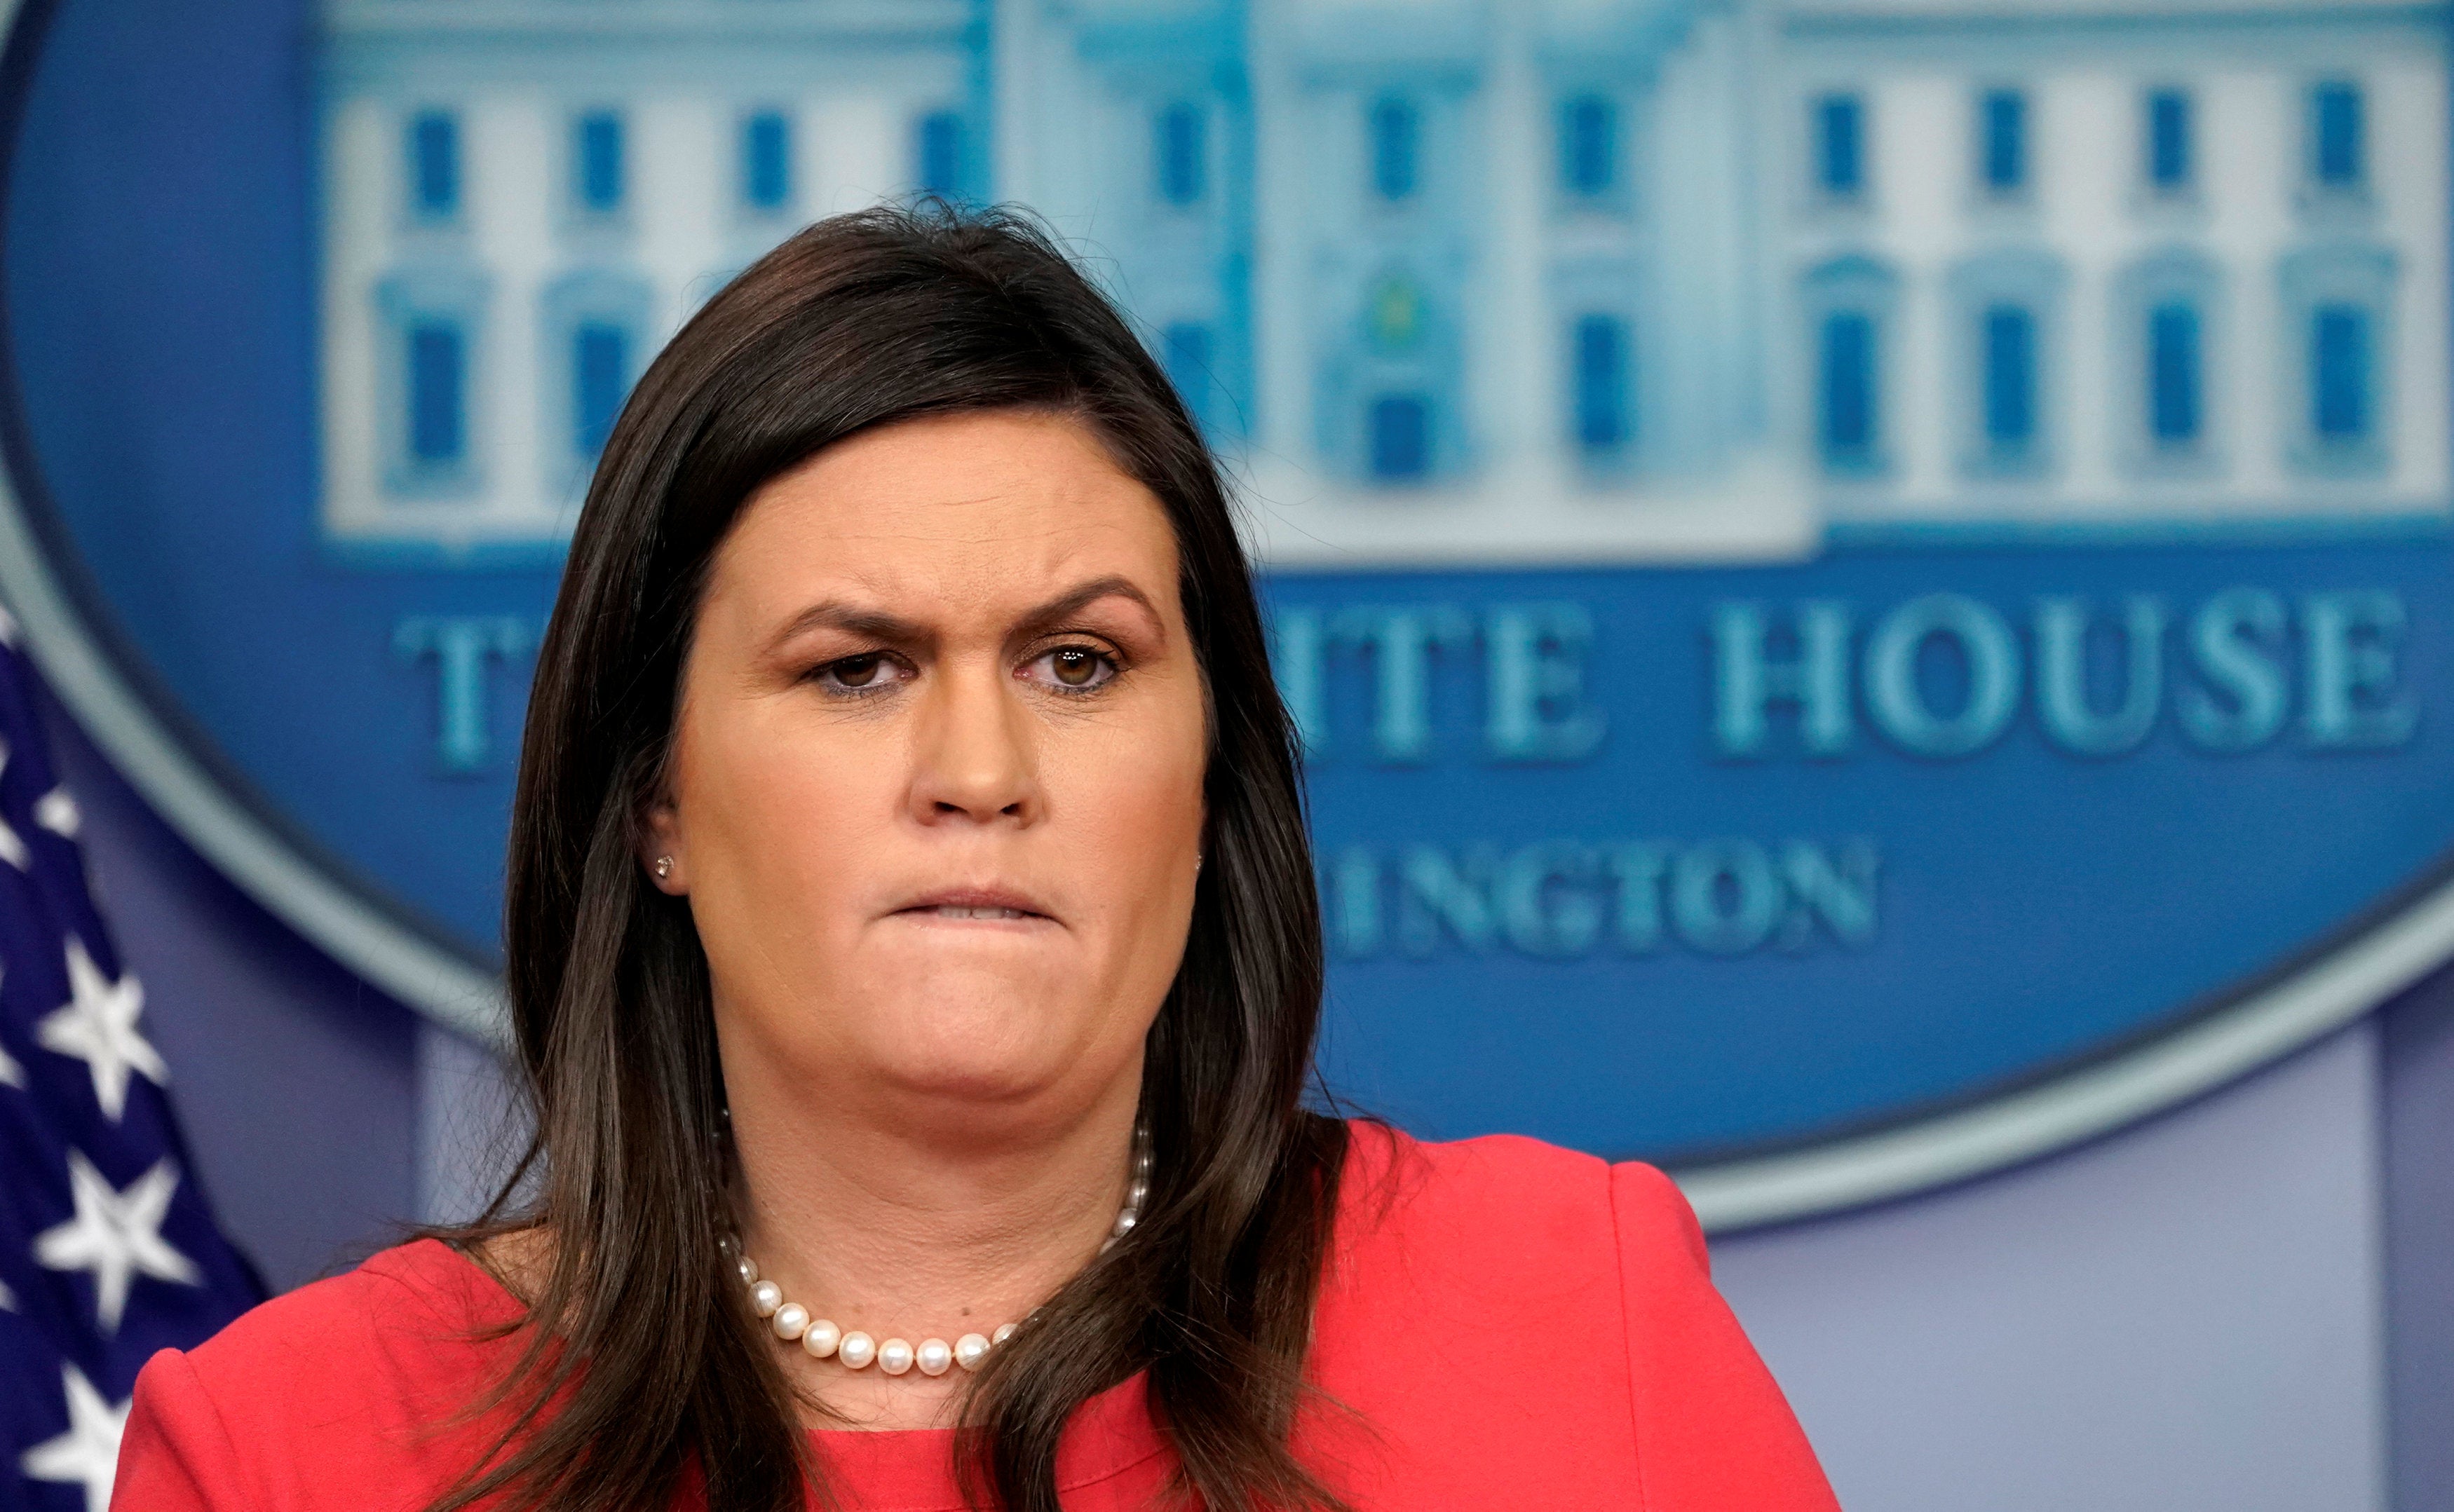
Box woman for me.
[114,207,1838,1512]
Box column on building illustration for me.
[1934,71,2064,487]
[993,1,1254,445]
[1950,250,2065,479]
[1340,86,1469,484]
[1546,74,1642,477]
[1263,5,1477,488]
[547,105,652,501]
[2282,242,2396,476]
[1793,82,1895,483]
[1802,256,1895,479]
[2285,76,2397,478]
[2114,247,2221,473]
[377,104,488,505]
[1601,0,1761,485]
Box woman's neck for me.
[726,1071,1144,1429]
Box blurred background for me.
[1,0,2450,1508]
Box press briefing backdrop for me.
[0,0,2450,1237]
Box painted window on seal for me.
[918,110,964,200]
[2147,302,2202,447]
[375,268,489,498]
[407,110,460,222]
[1948,250,2066,477]
[409,323,466,465]
[1813,93,1865,200]
[1369,395,1430,480]
[1571,313,1631,458]
[1802,254,1897,477]
[1561,95,1616,198]
[1978,88,2026,197]
[742,111,792,214]
[2311,306,2371,440]
[540,270,653,479]
[2278,243,2394,475]
[2310,81,2365,190]
[1821,313,1876,466]
[574,110,625,215]
[2114,251,2222,475]
[1370,97,1418,203]
[1161,322,1213,432]
[2145,88,2192,195]
[1982,306,2036,451]
[1156,102,1206,207]
[572,323,628,459]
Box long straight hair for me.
[426,204,1350,1512]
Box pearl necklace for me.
[732,1124,1151,1380]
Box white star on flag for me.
[35,785,82,838]
[36,937,165,1122]
[35,1150,201,1333]
[20,1362,130,1512]
[0,738,27,871]
[0,960,22,1090]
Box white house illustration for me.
[316,0,2448,567]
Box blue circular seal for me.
[3,0,2450,1227]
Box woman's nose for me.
[907,660,1038,826]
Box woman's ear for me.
[641,799,688,894]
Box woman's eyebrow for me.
[764,601,930,656]
[761,577,1161,659]
[1010,575,1165,643]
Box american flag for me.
[0,607,264,1512]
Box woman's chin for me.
[847,994,1115,1105]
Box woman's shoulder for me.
[1316,1122,1839,1511]
[1336,1119,1709,1279]
[181,1235,518,1387]
[116,1239,527,1510]
[1320,1121,1716,1361]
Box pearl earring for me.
[653,856,673,880]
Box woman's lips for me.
[890,887,1053,922]
[912,904,1038,921]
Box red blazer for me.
[115,1125,1838,1510]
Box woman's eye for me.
[1027,646,1117,692]
[815,653,906,694]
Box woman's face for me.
[650,410,1208,1138]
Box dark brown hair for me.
[429,203,1350,1512]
